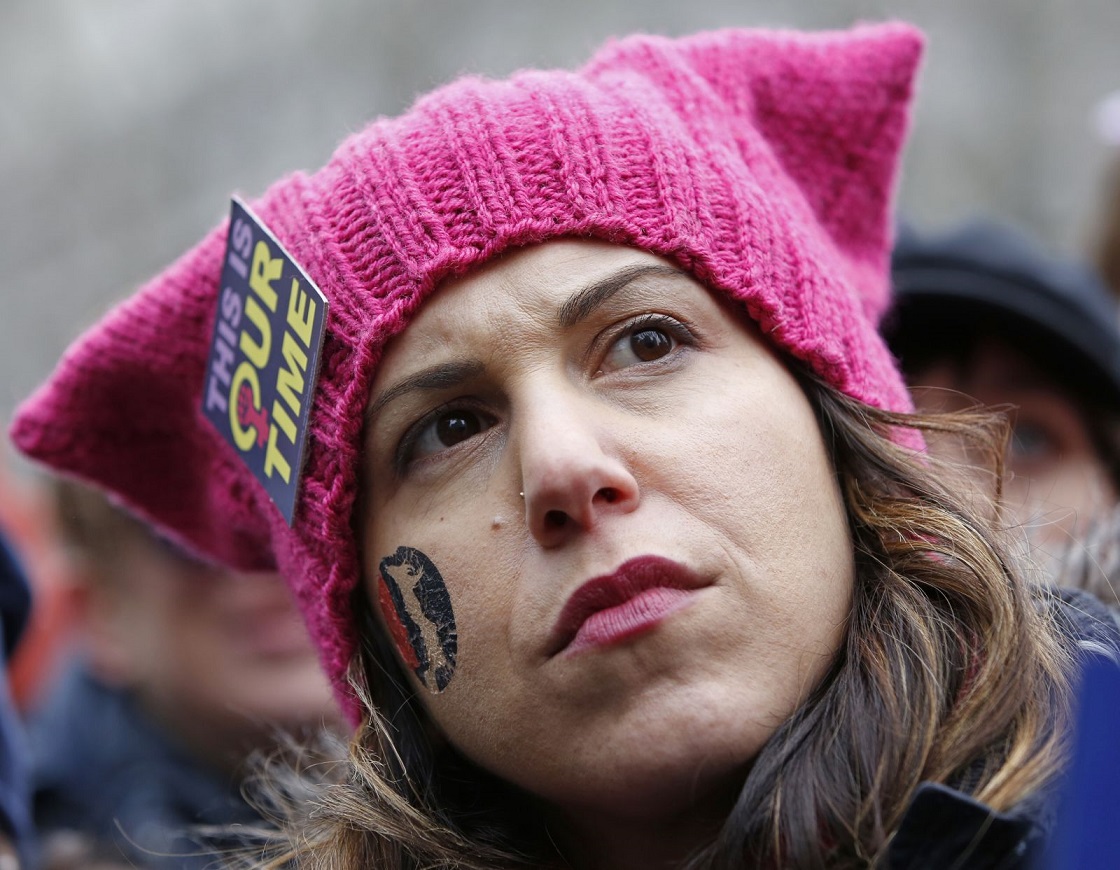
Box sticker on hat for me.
[201,197,329,525]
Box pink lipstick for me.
[548,555,707,657]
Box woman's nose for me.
[516,396,640,547]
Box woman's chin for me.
[499,698,766,823]
[559,757,747,824]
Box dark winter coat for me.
[885,587,1120,870]
[29,664,259,868]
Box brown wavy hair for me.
[230,374,1078,869]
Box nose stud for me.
[519,491,525,499]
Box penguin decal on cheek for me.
[376,546,458,692]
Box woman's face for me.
[361,241,854,822]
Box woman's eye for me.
[602,321,680,372]
[406,408,493,463]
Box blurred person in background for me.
[0,530,33,869]
[883,219,1120,605]
[1094,89,1120,300]
[27,478,339,868]
[1096,163,1120,301]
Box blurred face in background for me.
[60,487,337,770]
[908,337,1119,548]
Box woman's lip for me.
[547,555,708,657]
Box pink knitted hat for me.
[11,23,923,721]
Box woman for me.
[10,23,1116,869]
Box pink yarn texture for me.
[11,23,923,722]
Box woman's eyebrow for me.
[366,264,684,424]
[366,360,485,423]
[557,263,686,329]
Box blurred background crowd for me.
[3,0,1120,866]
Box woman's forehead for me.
[444,240,675,315]
[377,241,693,364]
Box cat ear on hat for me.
[744,25,923,323]
[8,220,276,573]
[591,23,924,323]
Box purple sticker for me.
[201,197,329,525]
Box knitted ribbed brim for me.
[11,23,923,722]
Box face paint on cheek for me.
[377,546,458,692]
